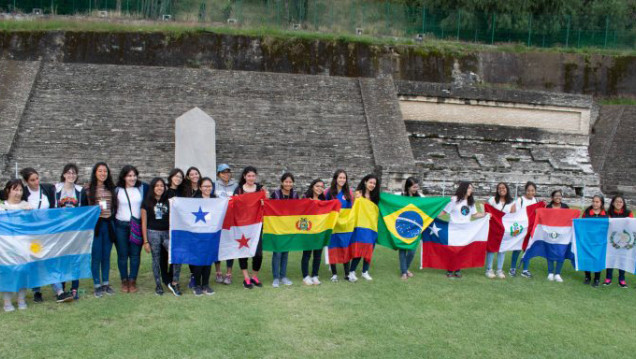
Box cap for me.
[217,164,231,173]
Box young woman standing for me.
[233,166,267,289]
[142,178,182,297]
[604,195,633,288]
[399,177,421,280]
[183,167,202,198]
[214,164,238,285]
[301,179,326,285]
[166,168,185,199]
[325,169,354,282]
[349,174,380,281]
[87,162,117,298]
[269,172,299,288]
[114,165,148,294]
[509,181,539,278]
[190,178,217,296]
[485,182,516,279]
[582,195,608,288]
[545,190,569,282]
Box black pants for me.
[191,265,211,287]
[606,269,625,281]
[215,259,234,269]
[160,245,173,285]
[301,249,322,277]
[330,262,350,276]
[239,239,263,271]
[585,271,601,280]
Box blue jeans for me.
[547,260,564,274]
[510,250,529,271]
[92,220,113,286]
[114,220,142,280]
[349,257,370,272]
[398,249,415,275]
[272,252,289,280]
[485,252,505,271]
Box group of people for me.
[0,162,633,312]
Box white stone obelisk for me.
[175,107,216,179]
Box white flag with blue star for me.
[170,197,229,265]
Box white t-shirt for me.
[116,187,143,221]
[488,197,514,213]
[444,196,477,223]
[27,187,50,209]
[515,196,537,212]
[0,201,31,211]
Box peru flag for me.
[484,202,545,253]
[523,208,581,263]
[420,216,490,270]
[218,192,265,261]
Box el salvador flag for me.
[170,198,229,265]
[0,206,100,292]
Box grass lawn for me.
[1,244,635,358]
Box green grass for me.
[1,18,634,57]
[1,245,635,358]
[598,97,636,105]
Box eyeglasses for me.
[201,185,213,189]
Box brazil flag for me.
[377,193,450,250]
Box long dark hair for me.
[199,177,215,198]
[19,167,38,182]
[117,165,141,188]
[304,179,325,200]
[60,163,79,183]
[167,168,185,194]
[184,167,202,197]
[493,182,513,204]
[143,177,167,208]
[454,181,475,206]
[88,162,116,206]
[403,177,421,197]
[547,189,563,207]
[328,169,351,201]
[585,194,605,213]
[609,195,631,217]
[3,179,23,200]
[238,166,258,188]
[356,174,380,204]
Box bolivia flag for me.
[484,201,545,253]
[523,208,581,263]
[377,193,450,251]
[263,199,341,252]
[420,216,490,270]
[327,198,379,264]
[573,218,636,273]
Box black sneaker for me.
[33,292,43,303]
[56,292,73,303]
[592,279,600,288]
[155,285,164,296]
[167,283,182,297]
[193,286,203,296]
[102,285,115,295]
[71,289,79,300]
[454,270,462,278]
[521,270,532,278]
[583,277,591,285]
[602,279,612,286]
[94,287,104,298]
[243,280,254,289]
[202,286,215,295]
[446,271,454,278]
[251,277,263,288]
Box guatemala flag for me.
[572,218,636,273]
[0,206,100,292]
[170,198,229,265]
[524,208,581,263]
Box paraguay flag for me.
[170,197,229,265]
[0,206,100,292]
[572,218,636,274]
[523,208,581,263]
[219,192,265,260]
[420,216,490,270]
[485,202,546,253]
[327,198,378,264]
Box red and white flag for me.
[218,192,264,260]
[484,201,545,253]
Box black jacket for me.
[21,183,56,209]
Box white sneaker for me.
[348,272,358,282]
[311,276,321,285]
[272,278,280,288]
[303,276,313,286]
[547,273,555,281]
[554,274,563,283]
[485,269,495,279]
[495,270,506,279]
[281,277,293,286]
[4,303,15,312]
[17,300,27,310]
[330,274,338,282]
[361,272,373,281]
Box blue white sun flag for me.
[572,218,636,274]
[0,206,100,292]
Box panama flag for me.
[219,192,265,260]
[0,206,100,292]
[484,202,545,253]
[572,218,636,274]
[523,208,581,262]
[170,197,229,265]
[420,216,490,270]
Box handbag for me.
[123,188,143,246]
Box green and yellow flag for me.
[377,193,450,250]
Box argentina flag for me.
[0,206,100,292]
